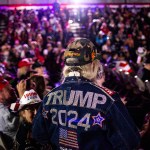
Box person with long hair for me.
[32,38,140,150]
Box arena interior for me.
[0,0,150,149]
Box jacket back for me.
[32,76,140,150]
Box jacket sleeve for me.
[32,103,50,144]
[107,93,141,150]
[0,106,19,139]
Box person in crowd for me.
[53,0,60,14]
[28,74,50,99]
[17,58,33,81]
[44,43,57,88]
[32,60,45,76]
[32,38,140,150]
[47,41,65,87]
[63,26,74,47]
[0,76,20,149]
[17,74,50,100]
[10,89,51,150]
[140,112,150,150]
[0,6,150,148]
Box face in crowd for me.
[0,82,17,105]
[10,89,42,124]
[19,103,40,123]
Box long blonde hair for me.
[63,59,100,81]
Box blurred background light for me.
[134,75,138,78]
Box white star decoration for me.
[92,113,105,127]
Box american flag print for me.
[59,128,79,149]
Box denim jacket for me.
[32,76,140,150]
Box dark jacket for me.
[32,76,140,150]
[14,122,52,150]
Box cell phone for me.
[26,79,31,90]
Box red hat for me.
[18,58,32,68]
[115,61,132,73]
[0,76,9,91]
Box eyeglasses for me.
[24,103,40,111]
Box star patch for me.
[42,108,48,119]
[92,113,105,127]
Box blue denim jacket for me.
[32,76,140,150]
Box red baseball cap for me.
[0,76,9,91]
[18,58,33,68]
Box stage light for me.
[145,80,148,83]
[134,75,138,78]
[93,19,100,23]
[68,20,73,24]
[125,72,129,75]
[107,36,110,40]
[74,10,77,15]
[71,0,83,4]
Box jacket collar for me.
[64,76,92,83]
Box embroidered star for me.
[92,113,105,127]
[42,108,48,119]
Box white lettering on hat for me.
[24,92,37,100]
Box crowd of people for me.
[0,4,150,150]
